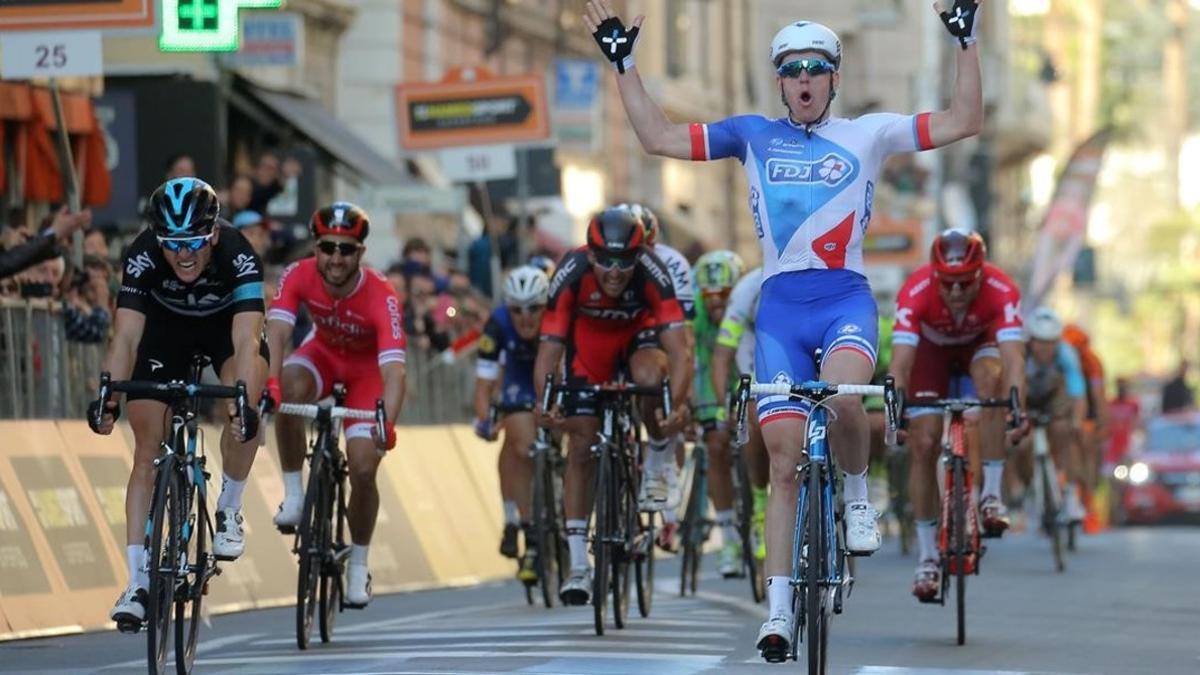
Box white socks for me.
[716,509,739,545]
[766,576,791,618]
[982,460,1004,500]
[127,545,148,589]
[282,470,303,500]
[566,519,589,570]
[842,469,869,505]
[503,500,520,526]
[350,544,369,567]
[916,519,938,562]
[216,474,246,511]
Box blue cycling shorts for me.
[754,269,878,425]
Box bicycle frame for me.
[793,404,844,624]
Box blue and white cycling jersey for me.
[476,305,538,410]
[689,112,935,423]
[690,113,935,281]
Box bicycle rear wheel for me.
[146,456,178,675]
[319,467,346,643]
[296,449,327,650]
[592,450,611,636]
[951,457,967,646]
[612,455,634,630]
[806,462,827,674]
[175,479,207,673]
[679,447,705,597]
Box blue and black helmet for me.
[147,177,221,237]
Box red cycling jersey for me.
[268,258,406,365]
[542,247,684,414]
[893,263,1024,349]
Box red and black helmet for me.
[310,201,369,242]
[586,206,645,256]
[930,229,986,277]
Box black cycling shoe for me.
[499,523,520,559]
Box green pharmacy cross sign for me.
[159,0,283,53]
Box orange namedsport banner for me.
[396,67,549,150]
[0,0,154,31]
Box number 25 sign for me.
[0,31,104,79]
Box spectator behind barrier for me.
[405,270,450,353]
[0,207,91,282]
[63,255,112,343]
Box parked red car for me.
[1111,412,1200,525]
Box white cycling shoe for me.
[664,462,682,510]
[559,565,593,606]
[110,583,148,630]
[844,503,881,555]
[273,495,303,530]
[346,563,372,607]
[213,508,245,561]
[756,615,793,663]
[639,470,669,512]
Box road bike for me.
[1029,412,1067,573]
[526,395,570,608]
[274,385,385,649]
[548,375,668,636]
[677,433,711,597]
[908,388,1019,645]
[735,374,898,672]
[94,355,250,675]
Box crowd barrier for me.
[0,420,513,641]
[0,298,477,423]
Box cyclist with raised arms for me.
[263,202,407,608]
[583,0,988,655]
[889,230,1027,601]
[713,266,770,563]
[89,177,267,626]
[533,206,689,605]
[473,265,550,581]
[690,250,750,577]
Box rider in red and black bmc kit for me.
[262,202,407,608]
[888,229,1027,601]
[534,206,691,606]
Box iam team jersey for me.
[689,113,935,281]
[654,243,695,320]
[893,263,1025,349]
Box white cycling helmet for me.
[770,21,842,68]
[503,265,549,306]
[1026,306,1064,341]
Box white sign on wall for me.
[438,144,517,183]
[0,30,103,79]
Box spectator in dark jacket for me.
[1161,361,1195,414]
[0,207,91,280]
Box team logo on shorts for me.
[772,371,793,385]
[838,323,862,335]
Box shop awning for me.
[234,78,410,186]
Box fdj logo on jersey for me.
[765,154,854,186]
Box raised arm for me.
[584,1,694,159]
[927,0,985,146]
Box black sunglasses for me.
[776,58,837,78]
[316,240,363,257]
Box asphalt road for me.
[5,524,1199,675]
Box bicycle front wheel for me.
[146,456,178,675]
[175,477,208,673]
[592,450,612,636]
[734,453,764,603]
[805,462,827,674]
[296,450,328,650]
[532,449,560,608]
[951,457,967,646]
[1038,456,1065,573]
[319,465,346,643]
[635,510,655,618]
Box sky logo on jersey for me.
[765,154,856,187]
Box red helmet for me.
[586,206,645,256]
[310,202,369,242]
[930,229,986,277]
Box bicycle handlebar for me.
[95,371,250,439]
[733,375,901,446]
[277,400,388,453]
[541,374,673,418]
[908,386,1022,430]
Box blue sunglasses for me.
[157,234,213,252]
[777,58,837,78]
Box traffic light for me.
[158,0,283,53]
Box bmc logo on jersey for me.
[765,154,854,186]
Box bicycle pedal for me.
[342,602,368,610]
[757,636,790,663]
[847,549,875,558]
[276,524,296,535]
[213,553,238,562]
[916,595,942,605]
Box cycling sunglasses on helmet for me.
[316,240,363,257]
[776,58,836,78]
[157,233,213,252]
